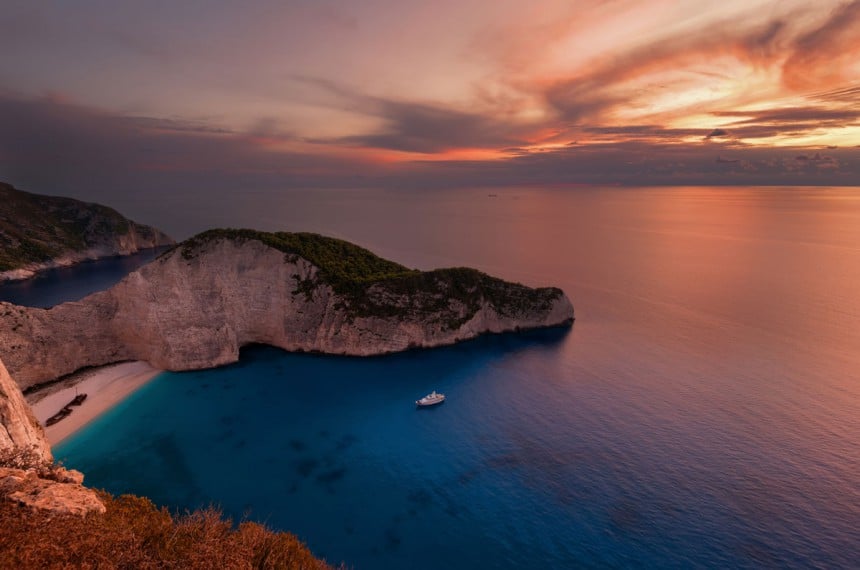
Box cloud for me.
[293,76,535,153]
[334,100,524,153]
[707,105,860,141]
[713,107,860,125]
[0,93,378,193]
[535,17,793,124]
[793,152,839,169]
[0,91,857,242]
[782,0,860,90]
[706,129,729,139]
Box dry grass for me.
[0,446,57,479]
[0,492,339,569]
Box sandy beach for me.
[26,361,162,446]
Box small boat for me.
[416,391,446,407]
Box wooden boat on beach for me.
[45,407,72,426]
[44,392,88,426]
[69,393,87,406]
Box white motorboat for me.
[416,390,446,407]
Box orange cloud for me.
[782,1,860,91]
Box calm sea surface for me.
[0,247,168,308]
[35,186,860,568]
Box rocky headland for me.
[0,352,328,566]
[0,182,174,282]
[0,356,105,516]
[0,228,571,565]
[0,229,574,390]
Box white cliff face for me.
[0,357,51,462]
[0,236,574,389]
[0,357,105,516]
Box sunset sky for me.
[1,0,859,203]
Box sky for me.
[1,0,859,216]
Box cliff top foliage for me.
[0,491,336,569]
[178,229,563,326]
[179,228,417,288]
[0,182,171,272]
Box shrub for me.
[176,229,562,327]
[0,492,339,569]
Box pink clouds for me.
[0,0,858,192]
[782,1,860,90]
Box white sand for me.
[27,361,162,446]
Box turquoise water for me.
[51,186,860,568]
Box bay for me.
[46,186,860,568]
[0,247,169,308]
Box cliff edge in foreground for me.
[0,229,574,389]
[0,358,50,461]
[0,182,175,281]
[1,356,105,516]
[0,354,329,565]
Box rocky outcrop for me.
[0,230,574,389]
[0,182,174,281]
[1,355,104,516]
[0,357,51,462]
[0,466,105,516]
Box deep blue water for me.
[0,247,169,308]
[42,186,860,568]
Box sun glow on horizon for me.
[2,0,859,184]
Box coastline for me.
[0,244,173,283]
[26,361,162,446]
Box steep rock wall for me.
[0,357,105,515]
[0,357,51,462]
[0,236,574,389]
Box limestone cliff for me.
[0,229,574,389]
[0,356,104,515]
[0,357,51,462]
[0,182,174,281]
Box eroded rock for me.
[1,467,105,516]
[1,231,574,389]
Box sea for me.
[7,186,859,569]
[0,247,168,308]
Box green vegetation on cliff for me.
[180,228,416,287]
[178,228,564,329]
[0,182,173,272]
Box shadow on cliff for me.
[239,322,572,364]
